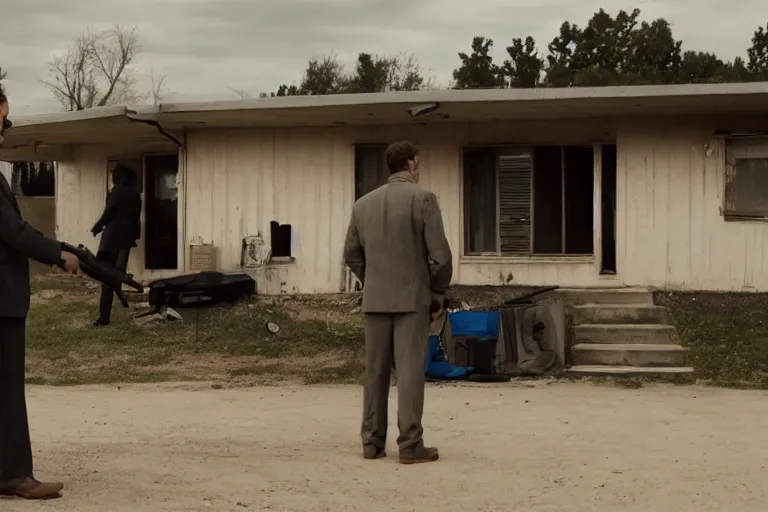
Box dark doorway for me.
[601,145,617,275]
[145,154,179,270]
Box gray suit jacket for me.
[344,171,453,313]
[0,173,62,318]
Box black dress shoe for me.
[92,319,110,327]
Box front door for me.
[144,154,179,270]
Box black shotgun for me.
[59,242,144,307]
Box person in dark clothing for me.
[91,164,142,326]
[0,84,81,500]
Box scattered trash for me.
[165,307,183,322]
[266,321,280,334]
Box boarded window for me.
[354,145,388,200]
[463,145,595,256]
[724,138,768,219]
[724,158,768,217]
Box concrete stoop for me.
[561,288,693,378]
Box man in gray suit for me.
[344,141,452,464]
[0,85,80,499]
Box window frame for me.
[723,137,768,222]
[461,143,598,260]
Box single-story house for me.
[2,83,768,294]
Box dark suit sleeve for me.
[93,189,121,231]
[343,213,365,284]
[422,192,453,294]
[0,199,62,266]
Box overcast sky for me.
[0,0,763,116]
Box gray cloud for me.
[1,0,763,115]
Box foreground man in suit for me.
[91,163,142,326]
[0,86,81,499]
[344,141,453,464]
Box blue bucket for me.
[448,310,500,339]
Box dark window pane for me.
[564,146,594,254]
[354,146,388,199]
[463,148,497,253]
[532,146,563,254]
[727,158,768,216]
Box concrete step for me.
[571,304,670,325]
[571,343,688,367]
[573,324,677,344]
[565,365,694,377]
[556,288,653,306]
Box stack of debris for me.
[425,287,566,382]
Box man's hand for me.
[430,293,445,321]
[60,251,80,274]
[91,225,103,236]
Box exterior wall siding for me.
[617,119,768,291]
[184,119,615,293]
[54,115,768,292]
[55,141,178,279]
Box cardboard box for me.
[189,244,217,271]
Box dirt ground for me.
[4,380,767,512]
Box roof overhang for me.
[146,82,768,129]
[0,106,171,161]
[3,82,768,161]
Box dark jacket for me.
[93,166,142,252]
[0,173,62,318]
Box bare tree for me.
[43,25,141,111]
[385,53,438,91]
[148,69,170,105]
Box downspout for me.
[124,106,187,272]
[125,108,183,147]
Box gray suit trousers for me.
[361,310,430,451]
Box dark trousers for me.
[96,247,131,323]
[361,311,430,451]
[0,317,33,484]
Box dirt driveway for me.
[4,381,767,512]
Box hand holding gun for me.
[60,250,80,274]
[58,242,144,307]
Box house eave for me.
[2,83,768,160]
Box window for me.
[463,145,595,256]
[270,220,293,259]
[724,138,768,220]
[354,145,388,199]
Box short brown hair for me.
[385,141,419,173]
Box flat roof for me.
[2,82,768,160]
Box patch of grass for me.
[655,291,768,389]
[25,289,365,386]
[301,360,366,385]
[228,364,285,377]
